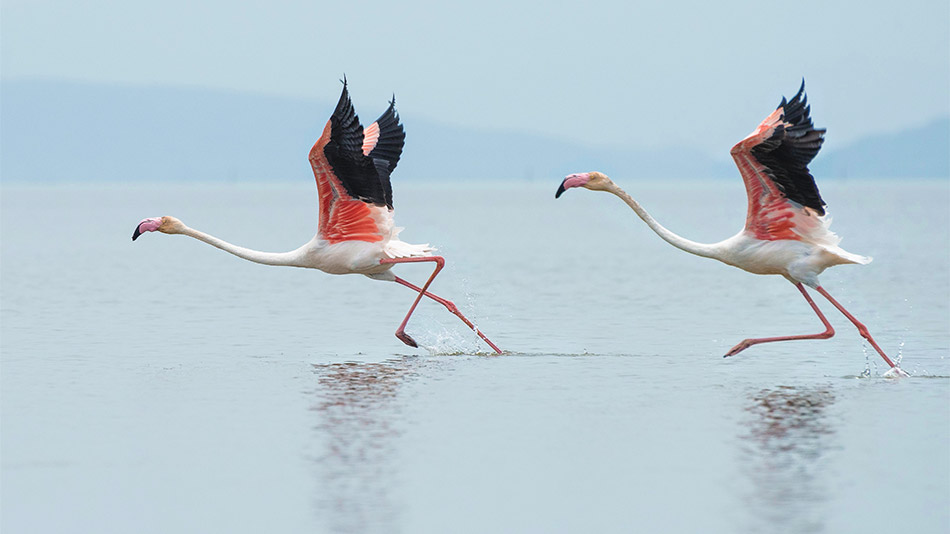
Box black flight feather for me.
[322,81,401,210]
[369,98,406,171]
[367,97,405,209]
[750,80,827,215]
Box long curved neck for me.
[606,182,720,259]
[179,226,303,267]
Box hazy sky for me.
[3,0,948,158]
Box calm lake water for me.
[2,180,948,533]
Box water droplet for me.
[860,343,872,378]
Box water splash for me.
[456,274,481,321]
[418,323,485,355]
[423,275,499,355]
[861,338,911,378]
[860,344,872,378]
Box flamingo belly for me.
[298,236,433,277]
[715,232,868,287]
[299,239,392,275]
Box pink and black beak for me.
[132,217,162,241]
[555,173,591,198]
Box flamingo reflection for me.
[310,356,422,533]
[741,385,837,533]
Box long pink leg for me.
[724,283,835,357]
[814,286,897,368]
[380,256,503,354]
[392,276,503,354]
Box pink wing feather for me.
[731,82,827,242]
[307,84,404,245]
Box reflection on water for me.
[741,386,837,534]
[310,357,422,534]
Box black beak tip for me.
[555,181,567,199]
[132,227,142,241]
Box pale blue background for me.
[3,0,948,157]
[2,3,949,533]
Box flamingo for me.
[132,80,502,354]
[555,82,906,375]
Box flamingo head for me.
[555,171,612,198]
[132,216,185,241]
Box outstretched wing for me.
[361,97,406,209]
[308,82,404,244]
[730,81,827,241]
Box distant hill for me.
[811,117,949,179]
[2,80,947,183]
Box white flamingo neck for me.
[179,226,305,267]
[606,182,721,260]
